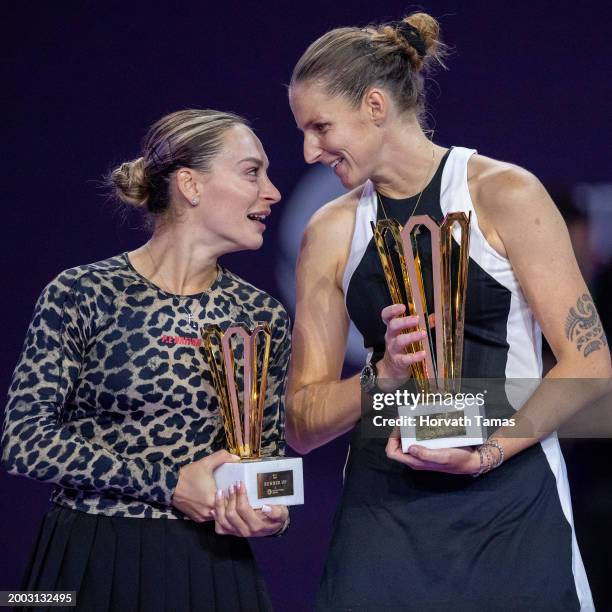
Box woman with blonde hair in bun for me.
[287,12,608,611]
[2,109,290,611]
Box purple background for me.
[2,2,611,610]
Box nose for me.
[262,175,281,206]
[303,133,322,165]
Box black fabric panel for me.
[316,440,580,612]
[19,505,273,612]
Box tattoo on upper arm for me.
[565,294,608,357]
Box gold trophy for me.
[372,213,485,449]
[201,323,303,506]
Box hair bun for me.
[108,157,149,208]
[396,22,427,59]
[404,12,440,56]
[376,12,445,72]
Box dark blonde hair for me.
[291,12,447,119]
[108,109,248,219]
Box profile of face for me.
[178,124,281,253]
[289,81,385,189]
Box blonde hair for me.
[107,109,248,218]
[291,12,447,120]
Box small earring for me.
[190,196,200,207]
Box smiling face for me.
[179,124,281,253]
[289,81,384,189]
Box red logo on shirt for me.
[160,335,202,347]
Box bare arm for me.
[286,192,428,454]
[486,166,609,373]
[481,165,611,457]
[285,199,361,454]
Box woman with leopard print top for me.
[2,109,290,611]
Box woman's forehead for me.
[290,83,355,128]
[291,83,327,117]
[217,125,268,166]
[290,81,328,106]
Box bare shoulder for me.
[300,186,362,286]
[304,186,361,240]
[466,154,560,257]
[468,154,551,216]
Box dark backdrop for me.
[2,2,611,611]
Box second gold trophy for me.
[202,323,304,506]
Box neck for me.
[130,222,220,295]
[372,119,444,199]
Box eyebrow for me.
[236,156,266,167]
[299,120,314,131]
[297,118,325,132]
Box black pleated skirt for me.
[19,504,273,612]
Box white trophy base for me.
[214,456,304,508]
[398,400,486,450]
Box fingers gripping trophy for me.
[372,213,486,449]
[202,323,304,506]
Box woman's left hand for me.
[212,481,289,537]
[385,427,480,475]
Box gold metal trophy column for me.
[371,219,429,389]
[202,324,304,506]
[372,213,486,449]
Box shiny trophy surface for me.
[372,213,485,448]
[202,323,303,506]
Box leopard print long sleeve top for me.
[1,253,291,519]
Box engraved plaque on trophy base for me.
[398,401,485,450]
[214,456,304,507]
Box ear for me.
[174,168,200,203]
[362,88,388,126]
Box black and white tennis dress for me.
[315,147,593,611]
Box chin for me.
[245,235,264,251]
[225,234,264,255]
[338,167,367,190]
[339,174,361,190]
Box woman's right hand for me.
[377,304,428,383]
[171,449,240,522]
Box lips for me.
[247,211,271,231]
[328,157,346,177]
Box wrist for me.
[471,438,505,477]
[271,514,290,537]
[375,357,390,379]
[360,360,379,394]
[171,468,186,506]
[376,358,407,391]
